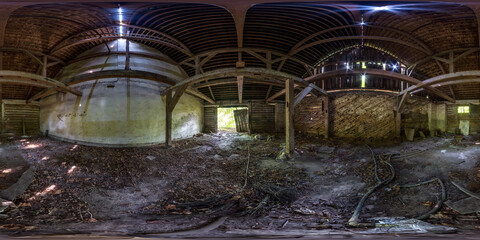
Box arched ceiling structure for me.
[0,1,479,101]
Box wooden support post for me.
[395,110,401,138]
[125,39,130,70]
[168,84,188,113]
[324,96,329,139]
[195,56,200,75]
[285,78,294,155]
[27,87,57,104]
[165,84,189,147]
[41,55,47,77]
[266,51,272,69]
[449,85,456,100]
[0,102,3,134]
[0,84,2,133]
[265,85,272,100]
[397,92,409,113]
[449,51,454,73]
[165,89,172,147]
[22,116,25,136]
[208,86,215,101]
[237,75,243,104]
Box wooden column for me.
[165,84,188,147]
[165,89,172,147]
[41,55,47,77]
[0,84,3,133]
[237,75,243,104]
[285,78,294,155]
[395,110,401,138]
[324,96,329,139]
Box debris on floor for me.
[358,217,457,234]
[0,132,478,236]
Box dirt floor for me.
[0,132,479,238]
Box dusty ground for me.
[0,132,479,237]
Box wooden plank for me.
[285,78,294,155]
[397,92,409,113]
[203,107,218,133]
[27,87,58,103]
[41,55,47,77]
[265,85,272,100]
[294,85,313,107]
[168,84,188,113]
[237,75,243,104]
[165,89,172,147]
[186,87,215,104]
[324,96,329,139]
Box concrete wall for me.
[403,97,429,133]
[40,40,203,146]
[429,103,447,134]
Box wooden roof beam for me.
[0,70,81,96]
[306,68,454,103]
[399,71,480,98]
[61,69,177,86]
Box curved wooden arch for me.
[305,69,454,102]
[0,70,81,96]
[400,71,480,95]
[50,25,193,57]
[290,24,433,55]
[61,69,177,86]
[50,35,193,58]
[292,36,431,56]
[167,67,326,96]
[178,47,314,72]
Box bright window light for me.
[361,75,366,88]
[458,106,470,114]
[374,6,390,11]
[118,6,124,37]
[362,62,367,69]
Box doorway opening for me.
[217,107,249,132]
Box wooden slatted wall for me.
[249,103,275,133]
[1,100,40,136]
[203,106,217,133]
[446,104,480,134]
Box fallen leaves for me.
[0,224,36,231]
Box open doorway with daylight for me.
[217,107,249,132]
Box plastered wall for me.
[39,40,203,146]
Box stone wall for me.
[294,95,328,137]
[294,92,435,140]
[329,92,396,139]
